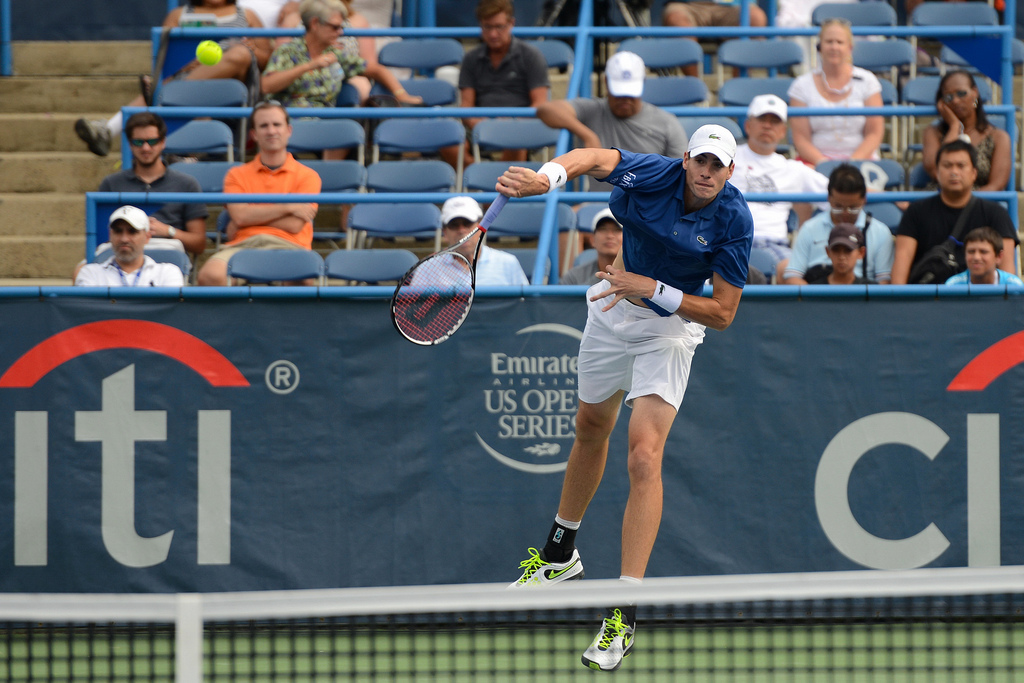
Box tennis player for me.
[497,125,753,672]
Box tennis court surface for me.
[3,566,1023,681]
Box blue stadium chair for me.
[811,1,896,27]
[335,82,361,107]
[226,249,325,285]
[368,78,458,107]
[715,39,803,88]
[169,161,240,192]
[504,248,551,283]
[301,160,366,193]
[324,249,419,284]
[165,120,235,161]
[157,79,251,158]
[853,39,916,84]
[907,162,930,190]
[910,3,999,69]
[378,38,464,74]
[347,202,443,251]
[641,76,708,107]
[866,202,904,234]
[365,160,456,193]
[574,203,611,237]
[288,119,366,164]
[815,159,906,190]
[749,247,780,284]
[462,160,543,192]
[372,117,466,188]
[617,38,704,77]
[717,77,793,107]
[875,78,900,157]
[523,39,575,72]
[471,118,560,162]
[488,202,576,241]
[676,115,744,143]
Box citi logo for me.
[3,320,249,569]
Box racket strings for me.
[392,254,475,344]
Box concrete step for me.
[0,236,84,279]
[0,113,123,153]
[13,41,151,77]
[0,152,120,193]
[0,194,85,236]
[0,76,140,114]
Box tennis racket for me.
[391,194,509,345]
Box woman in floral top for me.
[260,0,365,108]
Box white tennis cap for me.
[591,207,622,232]
[746,94,787,122]
[687,124,737,166]
[605,51,645,98]
[441,196,483,225]
[108,205,150,232]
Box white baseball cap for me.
[605,51,645,98]
[591,207,622,232]
[108,205,150,232]
[746,94,787,122]
[687,124,737,166]
[441,196,483,226]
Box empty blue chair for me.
[288,119,366,163]
[301,160,366,193]
[866,202,903,234]
[717,77,793,107]
[472,118,560,162]
[503,248,551,283]
[617,38,704,76]
[716,39,803,88]
[853,39,916,82]
[641,76,708,107]
[523,40,575,72]
[325,249,419,284]
[378,38,464,73]
[749,247,780,283]
[226,249,325,285]
[157,78,250,107]
[347,202,442,251]
[365,160,456,193]
[907,162,930,190]
[165,120,235,161]
[812,1,896,26]
[488,202,576,240]
[676,115,744,143]
[169,161,240,192]
[372,117,466,187]
[462,160,543,192]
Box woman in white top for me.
[786,18,884,165]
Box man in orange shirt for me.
[197,101,322,286]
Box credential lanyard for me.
[113,261,145,287]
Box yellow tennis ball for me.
[196,40,223,66]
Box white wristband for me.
[167,226,177,238]
[537,162,567,193]
[649,280,683,314]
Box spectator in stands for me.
[806,223,876,285]
[562,208,623,286]
[787,18,884,165]
[337,0,423,105]
[261,0,366,109]
[945,227,1024,286]
[784,163,893,285]
[197,101,322,286]
[75,0,272,157]
[447,0,549,167]
[661,0,767,77]
[891,140,1017,284]
[75,207,186,287]
[922,70,1011,192]
[436,196,529,286]
[536,51,688,195]
[729,95,829,281]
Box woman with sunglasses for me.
[260,0,365,109]
[787,18,884,166]
[921,70,1011,192]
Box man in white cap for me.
[75,206,186,287]
[436,196,528,286]
[499,126,753,672]
[729,94,829,281]
[536,51,687,195]
[561,208,623,286]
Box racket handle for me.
[479,194,509,232]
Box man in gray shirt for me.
[535,51,688,193]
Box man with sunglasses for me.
[94,113,209,256]
[783,163,894,285]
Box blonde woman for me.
[787,18,884,165]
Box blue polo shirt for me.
[601,149,753,310]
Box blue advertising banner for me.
[1,292,1022,593]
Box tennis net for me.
[2,566,1023,681]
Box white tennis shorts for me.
[577,280,706,411]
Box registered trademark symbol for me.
[265,360,300,395]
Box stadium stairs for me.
[0,41,147,281]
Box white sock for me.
[106,112,123,137]
[554,514,580,530]
[619,575,642,584]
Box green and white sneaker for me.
[508,547,584,588]
[581,609,635,672]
